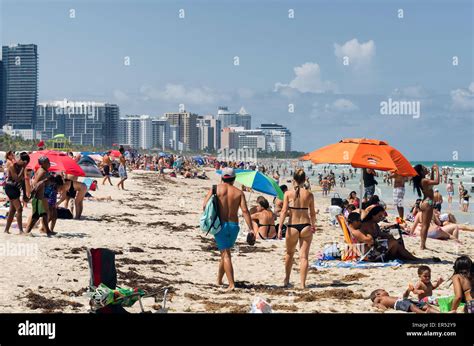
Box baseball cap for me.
[222,167,235,179]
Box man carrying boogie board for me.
[201,167,253,291]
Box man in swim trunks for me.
[101,151,113,186]
[202,167,253,291]
[389,171,407,219]
[117,146,127,190]
[25,156,54,236]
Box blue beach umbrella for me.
[216,170,283,199]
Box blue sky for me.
[1,0,473,159]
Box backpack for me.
[199,185,221,235]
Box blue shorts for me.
[214,222,240,251]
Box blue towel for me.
[311,259,403,269]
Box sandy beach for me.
[1,168,473,314]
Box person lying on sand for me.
[410,211,460,242]
[435,211,474,232]
[370,287,439,313]
[202,167,253,292]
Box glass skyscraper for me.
[36,100,120,147]
[2,44,39,129]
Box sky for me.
[1,0,473,159]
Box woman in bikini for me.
[413,164,439,250]
[451,255,473,313]
[278,169,317,289]
[3,152,30,234]
[251,197,277,240]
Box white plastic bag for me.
[250,297,272,313]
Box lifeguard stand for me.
[47,134,71,153]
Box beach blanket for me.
[311,259,403,269]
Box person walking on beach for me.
[25,157,54,236]
[362,168,378,202]
[458,182,465,207]
[3,152,30,234]
[117,146,128,190]
[413,164,440,250]
[101,151,113,186]
[202,167,253,291]
[278,169,317,289]
[389,171,407,220]
[446,179,454,209]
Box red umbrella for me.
[109,150,121,158]
[27,150,85,177]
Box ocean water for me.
[259,160,474,225]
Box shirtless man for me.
[117,147,127,190]
[446,179,454,209]
[25,157,54,236]
[389,171,407,219]
[101,151,113,186]
[202,167,253,291]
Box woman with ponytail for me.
[278,168,317,289]
[413,164,440,250]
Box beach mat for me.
[311,259,403,269]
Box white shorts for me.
[393,187,405,207]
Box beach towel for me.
[311,259,403,269]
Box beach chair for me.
[336,215,373,262]
[86,248,168,313]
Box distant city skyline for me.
[1,0,473,159]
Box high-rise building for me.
[220,127,242,150]
[164,111,198,151]
[216,106,251,130]
[257,123,292,152]
[36,99,119,147]
[119,115,153,149]
[197,115,220,151]
[0,60,5,126]
[237,129,266,151]
[152,118,170,150]
[2,44,38,129]
[169,124,181,151]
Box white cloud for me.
[326,98,359,112]
[237,88,255,99]
[450,82,474,111]
[113,89,130,102]
[274,62,337,94]
[334,38,375,69]
[139,84,229,105]
[391,85,428,99]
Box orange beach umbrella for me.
[301,138,416,176]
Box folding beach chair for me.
[86,248,168,313]
[336,215,373,262]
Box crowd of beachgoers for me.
[0,147,472,314]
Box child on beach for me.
[370,286,439,313]
[411,265,444,304]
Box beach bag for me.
[331,193,344,208]
[199,185,221,236]
[57,207,73,219]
